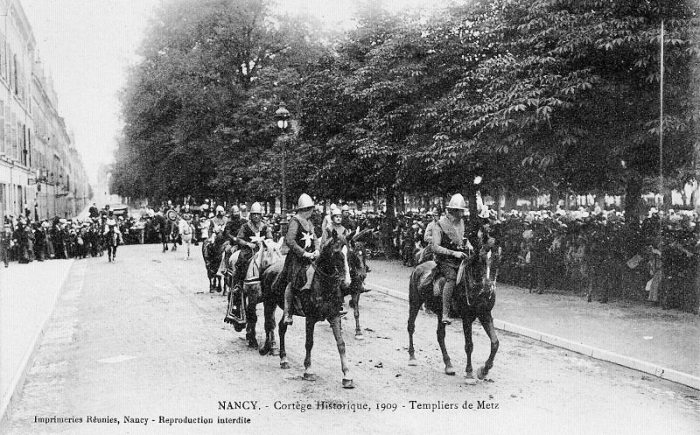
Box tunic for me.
[275,215,319,291]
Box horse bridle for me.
[309,245,346,283]
[463,247,497,307]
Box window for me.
[13,53,18,96]
[0,101,4,155]
[0,31,5,81]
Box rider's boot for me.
[441,280,455,325]
[300,267,315,291]
[283,283,294,325]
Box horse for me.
[345,239,370,340]
[258,231,354,388]
[407,241,500,381]
[202,234,226,293]
[105,226,119,262]
[224,239,283,341]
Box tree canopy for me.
[112,0,699,216]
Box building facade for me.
[0,0,89,221]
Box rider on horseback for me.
[232,202,273,291]
[321,207,349,245]
[280,194,320,325]
[210,205,228,237]
[431,194,473,324]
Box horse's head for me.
[458,237,500,305]
[346,240,368,292]
[319,229,351,287]
[259,239,283,269]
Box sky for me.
[20,0,456,185]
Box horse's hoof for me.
[271,347,279,356]
[464,376,477,385]
[280,361,290,370]
[354,334,364,341]
[465,370,474,379]
[259,346,270,356]
[408,358,418,367]
[233,323,245,332]
[445,365,456,376]
[342,379,355,389]
[303,373,317,381]
[248,339,258,349]
[476,367,486,380]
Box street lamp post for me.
[275,102,291,234]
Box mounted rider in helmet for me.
[321,207,349,246]
[431,193,473,324]
[224,205,246,245]
[209,205,228,239]
[277,193,320,325]
[231,202,272,291]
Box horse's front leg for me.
[245,293,258,349]
[352,292,363,340]
[463,314,475,380]
[329,316,354,388]
[303,318,317,381]
[437,314,454,375]
[278,317,290,369]
[477,313,499,380]
[259,301,278,356]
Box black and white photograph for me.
[0,0,699,434]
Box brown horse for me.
[258,231,354,388]
[407,243,500,381]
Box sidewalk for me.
[0,259,74,426]
[365,259,700,390]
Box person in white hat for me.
[278,193,320,325]
[431,193,473,324]
[178,212,194,260]
[209,205,228,239]
[322,203,338,234]
[321,207,349,246]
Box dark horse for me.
[345,240,370,339]
[202,234,225,293]
[105,226,119,262]
[408,242,500,380]
[258,231,354,388]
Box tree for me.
[424,0,698,219]
[112,0,329,204]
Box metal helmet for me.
[341,205,350,212]
[447,193,467,210]
[297,194,314,210]
[216,205,225,214]
[250,202,263,215]
[331,207,342,217]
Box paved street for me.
[1,245,699,435]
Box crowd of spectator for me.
[382,205,699,312]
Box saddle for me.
[428,261,469,297]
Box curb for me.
[0,260,75,428]
[365,281,700,391]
